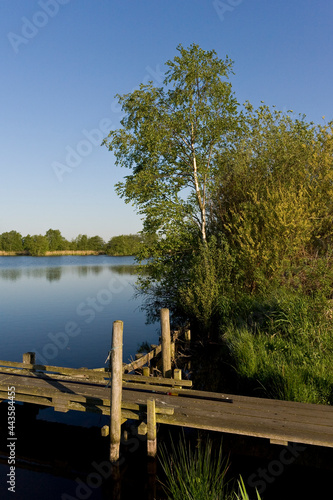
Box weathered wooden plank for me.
[1,370,332,449]
[122,382,191,394]
[123,345,162,373]
[0,360,108,378]
[110,320,123,462]
[123,374,192,387]
[161,308,171,378]
[0,364,192,387]
[147,399,157,457]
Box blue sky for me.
[0,0,332,242]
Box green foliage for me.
[212,105,333,289]
[178,237,236,336]
[235,477,261,500]
[159,433,261,500]
[224,288,333,404]
[45,228,68,251]
[23,234,49,256]
[159,434,230,500]
[0,231,23,252]
[103,43,238,243]
[103,43,333,404]
[106,234,142,256]
[87,235,105,251]
[69,234,105,252]
[0,230,110,254]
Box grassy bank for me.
[221,289,333,405]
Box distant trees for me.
[45,229,68,251]
[0,231,23,252]
[23,234,49,256]
[106,234,142,256]
[73,234,106,252]
[0,229,144,256]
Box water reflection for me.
[0,263,137,282]
[0,256,158,369]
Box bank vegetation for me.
[103,43,333,405]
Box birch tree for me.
[103,44,238,244]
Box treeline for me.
[0,230,146,256]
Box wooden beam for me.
[137,421,148,436]
[123,373,191,387]
[101,425,110,437]
[270,438,289,446]
[123,345,161,373]
[22,352,36,368]
[161,308,171,378]
[110,320,123,463]
[147,399,157,457]
[52,395,69,413]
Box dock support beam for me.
[147,398,157,457]
[23,352,35,370]
[161,308,171,378]
[110,320,123,463]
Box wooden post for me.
[185,329,191,343]
[173,368,182,389]
[101,425,109,437]
[160,308,171,378]
[110,320,123,463]
[23,352,35,371]
[147,398,157,457]
[170,341,175,361]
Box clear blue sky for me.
[0,0,332,242]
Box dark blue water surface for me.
[0,256,165,499]
[0,256,158,368]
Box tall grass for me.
[223,289,333,404]
[158,434,261,500]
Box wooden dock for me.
[1,360,332,450]
[1,309,333,462]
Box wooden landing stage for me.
[1,309,333,462]
[1,362,333,451]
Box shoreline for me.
[0,250,105,257]
[0,251,137,257]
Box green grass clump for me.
[224,289,333,404]
[158,434,261,500]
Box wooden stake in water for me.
[160,308,171,378]
[110,320,123,463]
[147,398,157,457]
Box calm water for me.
[0,256,163,499]
[1,257,331,500]
[0,255,158,368]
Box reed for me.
[158,433,261,500]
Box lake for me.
[0,255,159,368]
[0,255,166,499]
[0,257,331,499]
